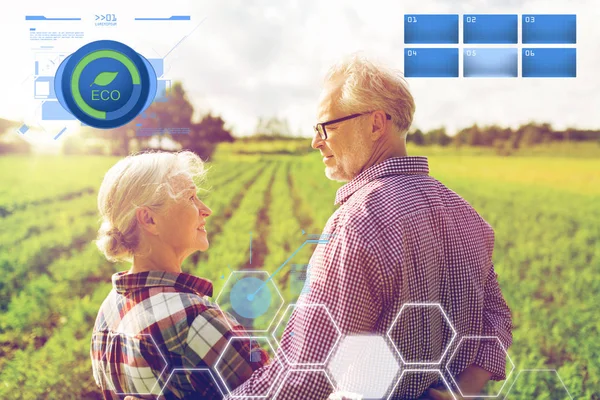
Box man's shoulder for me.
[339,174,492,237]
[341,174,440,225]
[351,173,441,207]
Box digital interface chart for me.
[404,14,577,78]
[21,13,190,141]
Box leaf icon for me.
[90,71,118,87]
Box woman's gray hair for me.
[95,150,208,263]
[324,53,415,138]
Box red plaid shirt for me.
[230,156,513,399]
[91,271,269,399]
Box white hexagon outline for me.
[386,302,457,365]
[445,335,515,398]
[387,369,457,400]
[157,368,225,398]
[215,270,285,333]
[503,369,573,400]
[272,369,336,400]
[214,335,284,398]
[98,332,169,396]
[326,334,403,399]
[271,303,343,367]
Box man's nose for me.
[311,131,324,149]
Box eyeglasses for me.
[313,111,391,140]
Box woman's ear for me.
[136,206,159,235]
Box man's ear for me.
[370,110,388,141]
[136,206,159,235]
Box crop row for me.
[194,162,278,286]
[262,161,314,303]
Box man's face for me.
[311,84,372,182]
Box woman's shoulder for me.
[172,291,242,334]
[93,287,220,337]
[160,291,245,356]
[148,288,219,327]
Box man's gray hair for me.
[324,53,415,138]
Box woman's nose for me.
[200,203,212,217]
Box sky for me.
[0,0,598,141]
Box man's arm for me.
[429,221,511,400]
[455,364,493,393]
[427,364,492,399]
[228,227,385,399]
[429,263,512,400]
[473,263,513,381]
[121,365,492,400]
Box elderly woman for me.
[91,150,267,399]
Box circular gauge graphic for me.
[230,277,272,319]
[55,40,157,129]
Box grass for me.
[0,143,598,399]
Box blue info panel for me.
[464,48,518,77]
[522,14,576,44]
[405,48,458,78]
[522,48,576,77]
[463,14,518,44]
[404,14,458,44]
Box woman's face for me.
[155,177,212,257]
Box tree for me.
[143,82,194,130]
[425,127,451,146]
[254,116,293,137]
[0,118,16,137]
[409,129,425,146]
[92,81,195,156]
[173,113,235,159]
[484,125,504,146]
[466,124,484,146]
[90,81,234,158]
[510,125,526,149]
[0,118,31,154]
[0,139,31,154]
[521,123,545,147]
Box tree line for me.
[0,81,599,156]
[408,123,600,155]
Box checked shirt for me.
[91,271,269,399]
[229,156,513,399]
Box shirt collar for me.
[335,156,430,205]
[112,270,214,297]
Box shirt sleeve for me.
[473,263,514,381]
[227,226,386,399]
[175,307,270,398]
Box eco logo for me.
[55,40,157,129]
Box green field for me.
[0,144,598,399]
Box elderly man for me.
[127,55,513,399]
[227,55,512,399]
